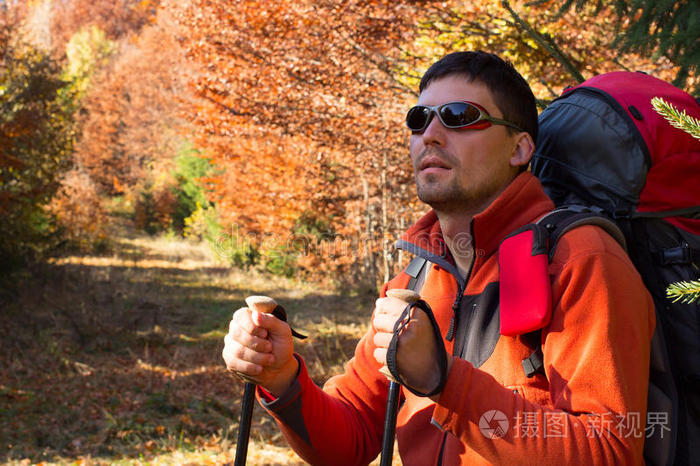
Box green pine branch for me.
[653,97,700,304]
[666,279,700,304]
[651,97,700,141]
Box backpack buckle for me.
[659,242,692,265]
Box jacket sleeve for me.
[256,280,407,466]
[431,226,655,465]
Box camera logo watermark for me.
[479,410,509,439]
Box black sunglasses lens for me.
[439,102,479,127]
[407,103,483,131]
[406,106,431,131]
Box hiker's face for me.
[409,75,522,215]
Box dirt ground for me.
[0,231,391,465]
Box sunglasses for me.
[406,101,523,133]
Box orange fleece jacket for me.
[258,173,655,465]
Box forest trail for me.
[1,229,380,465]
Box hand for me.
[372,297,451,397]
[223,307,298,397]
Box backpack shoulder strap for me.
[520,206,626,378]
[538,205,627,259]
[521,331,545,378]
[404,256,429,294]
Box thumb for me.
[251,310,291,337]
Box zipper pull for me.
[446,315,456,341]
[446,280,466,341]
[446,299,462,341]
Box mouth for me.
[418,155,451,173]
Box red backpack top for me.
[578,72,700,232]
[532,71,700,233]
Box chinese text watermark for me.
[479,411,670,439]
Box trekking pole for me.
[379,289,421,466]
[234,380,256,466]
[233,295,306,466]
[234,296,277,466]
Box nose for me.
[420,110,446,146]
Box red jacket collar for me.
[398,173,554,261]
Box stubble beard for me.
[413,146,498,215]
[416,170,501,216]
[414,147,468,212]
[416,174,470,212]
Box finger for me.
[223,334,275,369]
[223,336,263,375]
[229,317,269,343]
[223,353,263,377]
[373,347,388,367]
[224,333,274,364]
[228,362,263,379]
[375,297,396,315]
[231,308,268,339]
[373,312,402,333]
[230,324,273,353]
[251,310,292,338]
[376,296,410,313]
[373,331,392,349]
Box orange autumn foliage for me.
[168,0,695,283]
[73,10,191,195]
[172,0,426,282]
[12,0,691,277]
[47,168,109,248]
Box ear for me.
[509,132,535,168]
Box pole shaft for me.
[234,382,256,466]
[380,381,401,466]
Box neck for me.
[428,174,520,277]
[435,211,474,278]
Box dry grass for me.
[0,229,393,465]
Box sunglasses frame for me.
[406,100,523,133]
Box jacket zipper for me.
[446,221,476,341]
[438,222,477,465]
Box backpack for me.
[527,71,700,466]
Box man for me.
[223,51,654,465]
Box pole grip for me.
[379,289,420,380]
[245,295,278,314]
[233,295,278,466]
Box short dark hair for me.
[419,51,538,142]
